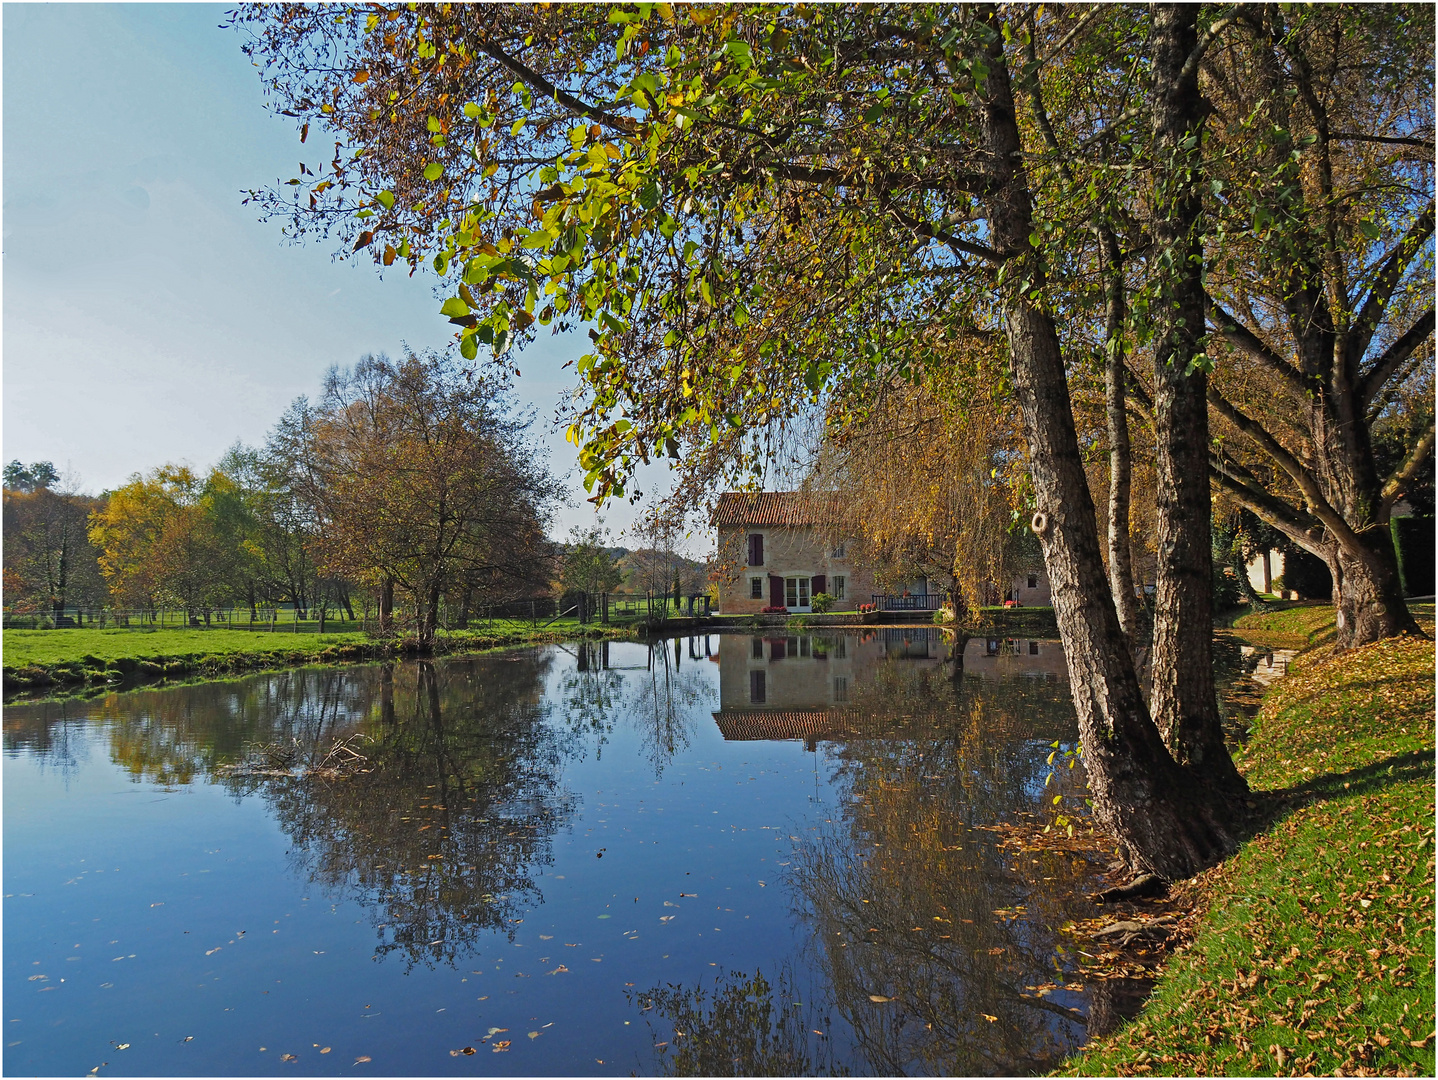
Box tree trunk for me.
[420,580,441,648]
[1100,231,1140,645]
[978,15,1240,881]
[1326,531,1422,648]
[379,576,394,634]
[1147,4,1247,794]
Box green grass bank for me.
[1065,608,1435,1077]
[2,619,634,697]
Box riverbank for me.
[1064,607,1435,1077]
[1,620,636,698]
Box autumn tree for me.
[1197,5,1434,648]
[87,466,244,616]
[560,523,624,618]
[236,3,1338,879]
[278,351,558,647]
[2,480,105,623]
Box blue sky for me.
[3,3,680,546]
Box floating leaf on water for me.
[538,934,554,940]
[319,1047,330,1054]
[981,1013,998,1022]
[597,914,612,919]
[492,1041,511,1052]
[528,1031,540,1040]
[487,1027,508,1036]
[353,1056,371,1063]
[280,1053,297,1062]
[868,995,895,1003]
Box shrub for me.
[811,592,834,613]
[761,605,787,614]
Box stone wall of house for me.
[1007,570,1053,606]
[714,524,878,612]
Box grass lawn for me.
[2,618,629,694]
[1064,612,1435,1076]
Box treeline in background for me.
[3,351,702,646]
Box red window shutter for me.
[769,574,784,607]
[811,574,826,595]
[748,533,764,566]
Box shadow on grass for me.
[1241,746,1436,839]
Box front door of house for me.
[784,576,811,611]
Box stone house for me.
[712,490,1055,613]
[711,491,877,613]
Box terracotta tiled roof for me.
[710,491,838,527]
[712,709,857,741]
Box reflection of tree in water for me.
[4,669,374,789]
[630,966,846,1077]
[791,655,1096,1075]
[556,637,713,778]
[233,655,575,970]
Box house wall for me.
[714,524,878,612]
[1007,571,1053,606]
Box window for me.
[834,636,847,659]
[747,533,764,566]
[750,577,764,600]
[833,676,849,702]
[749,670,766,703]
[831,540,847,558]
[784,577,811,608]
[1029,640,1040,655]
[1027,574,1038,589]
[751,637,765,660]
[831,575,846,600]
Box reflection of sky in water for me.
[6,633,1114,1076]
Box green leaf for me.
[423,162,444,181]
[440,296,470,317]
[376,190,395,210]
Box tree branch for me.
[1208,455,1322,541]
[1330,132,1436,150]
[1205,295,1308,395]
[474,40,638,134]
[1206,386,1365,553]
[1179,5,1249,86]
[1348,200,1435,363]
[1380,426,1436,518]
[1357,307,1435,411]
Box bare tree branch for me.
[1349,201,1436,363]
[1205,295,1308,395]
[1380,426,1436,518]
[1357,307,1435,411]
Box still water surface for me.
[7,630,1110,1076]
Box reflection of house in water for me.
[714,630,1066,745]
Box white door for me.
[785,577,812,611]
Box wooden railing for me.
[871,593,944,611]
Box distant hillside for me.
[613,548,709,596]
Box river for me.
[5,628,1276,1076]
